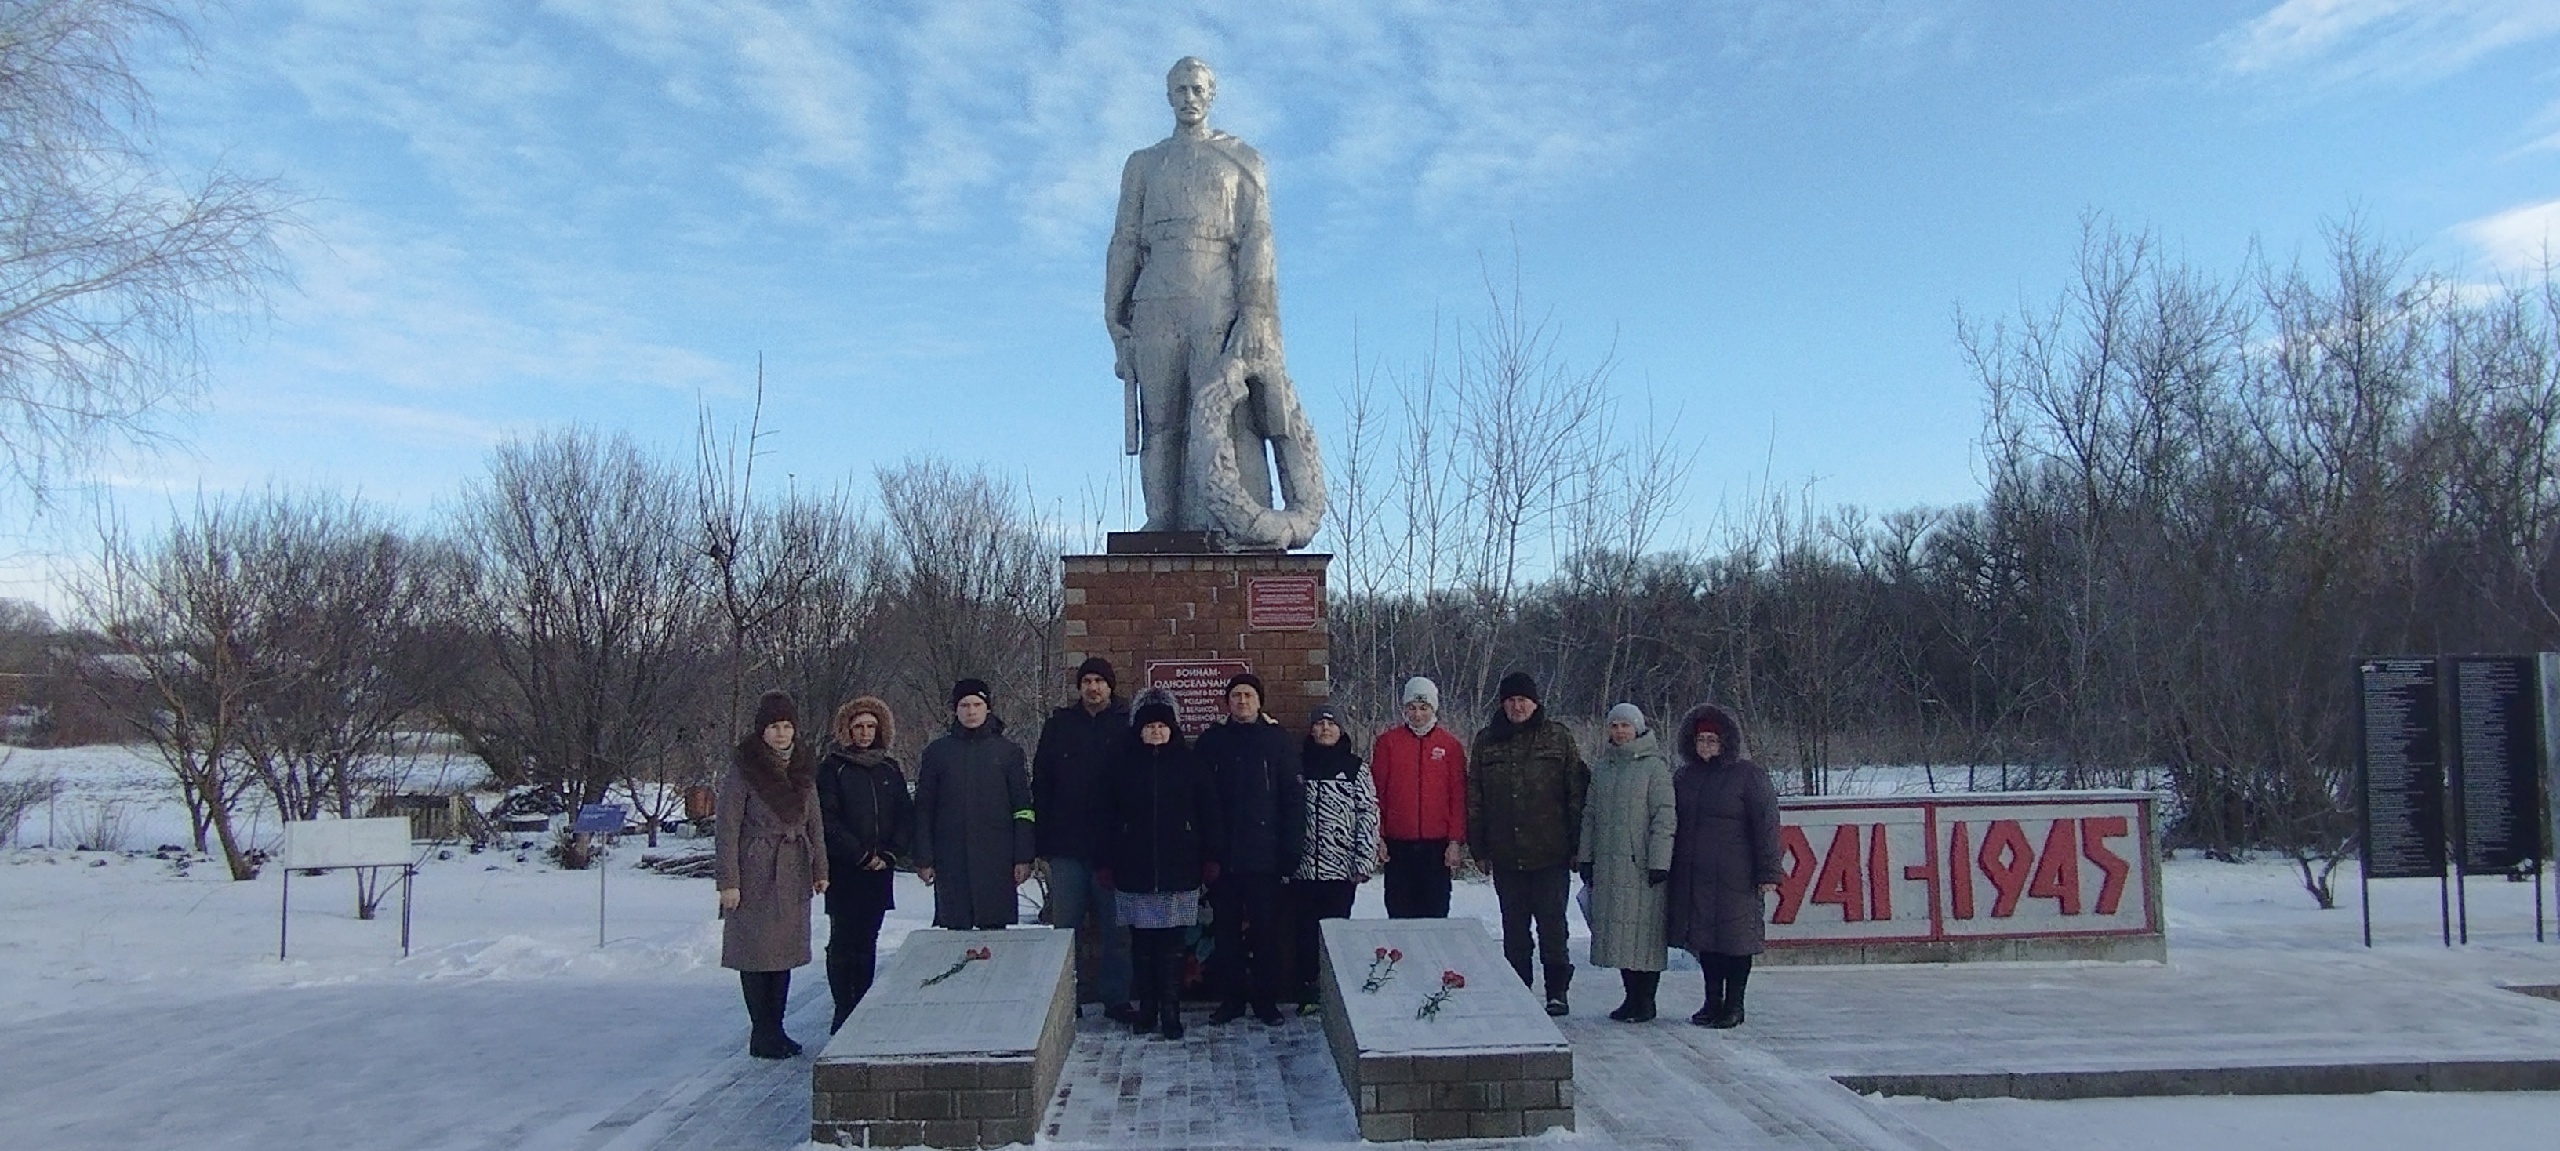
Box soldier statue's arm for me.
[1103,149,1150,383]
[1221,141,1280,369]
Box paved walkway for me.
[10,939,2557,1150]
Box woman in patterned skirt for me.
[1105,689,1225,1039]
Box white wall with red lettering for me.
[1766,792,2159,948]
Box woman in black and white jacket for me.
[1290,705,1382,1009]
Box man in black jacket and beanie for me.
[1193,672,1305,1026]
[1033,657,1137,1022]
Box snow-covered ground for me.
[2,744,2557,1150]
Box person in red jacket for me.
[1368,676,1468,917]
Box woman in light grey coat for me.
[1575,703,1677,1022]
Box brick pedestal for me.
[1061,547,1331,730]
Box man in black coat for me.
[1192,672,1305,1026]
[914,679,1035,929]
[1032,657,1136,1021]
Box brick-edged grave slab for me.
[1316,918,1574,1142]
[811,927,1075,1148]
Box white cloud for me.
[2214,0,2560,84]
[253,204,734,403]
[2457,198,2560,274]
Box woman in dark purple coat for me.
[1666,704,1782,1028]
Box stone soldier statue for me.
[1104,56,1325,550]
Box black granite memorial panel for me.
[2448,656,2548,872]
[2359,658,2448,879]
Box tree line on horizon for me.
[0,220,2551,911]
[3,6,2550,909]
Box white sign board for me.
[1781,798,2160,946]
[1769,791,2159,948]
[281,817,415,870]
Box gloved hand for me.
[1647,869,1670,887]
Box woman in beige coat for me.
[1575,703,1676,1022]
[717,691,829,1059]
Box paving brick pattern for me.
[1040,1012,1360,1148]
[31,928,2554,1150]
[1061,552,1329,729]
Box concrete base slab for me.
[1840,1058,2560,1100]
[1315,918,1573,1141]
[811,927,1075,1148]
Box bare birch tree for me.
[0,0,287,505]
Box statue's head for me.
[1166,56,1216,128]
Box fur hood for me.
[1673,703,1745,770]
[832,695,897,754]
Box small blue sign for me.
[572,804,627,835]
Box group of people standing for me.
[707,664,1782,1059]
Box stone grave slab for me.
[1315,918,1574,1141]
[811,926,1075,1148]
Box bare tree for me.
[214,490,430,829]
[434,428,711,866]
[692,372,846,729]
[70,500,264,878]
[871,457,1063,728]
[0,0,287,505]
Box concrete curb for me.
[1838,1059,2560,1100]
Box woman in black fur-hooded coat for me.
[1665,703,1781,1029]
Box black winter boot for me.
[770,971,803,1056]
[1621,970,1660,1023]
[827,953,863,1034]
[1691,965,1727,1027]
[1157,939,1188,1040]
[1129,931,1162,1034]
[1609,970,1642,1021]
[743,972,791,1058]
[1709,958,1750,1029]
[1543,965,1571,1016]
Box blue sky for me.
[19,0,2560,599]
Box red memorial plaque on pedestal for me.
[1145,658,1254,734]
[1247,575,1321,631]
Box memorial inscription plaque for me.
[2358,658,2448,880]
[2448,656,2547,872]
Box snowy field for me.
[3,744,2557,1149]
